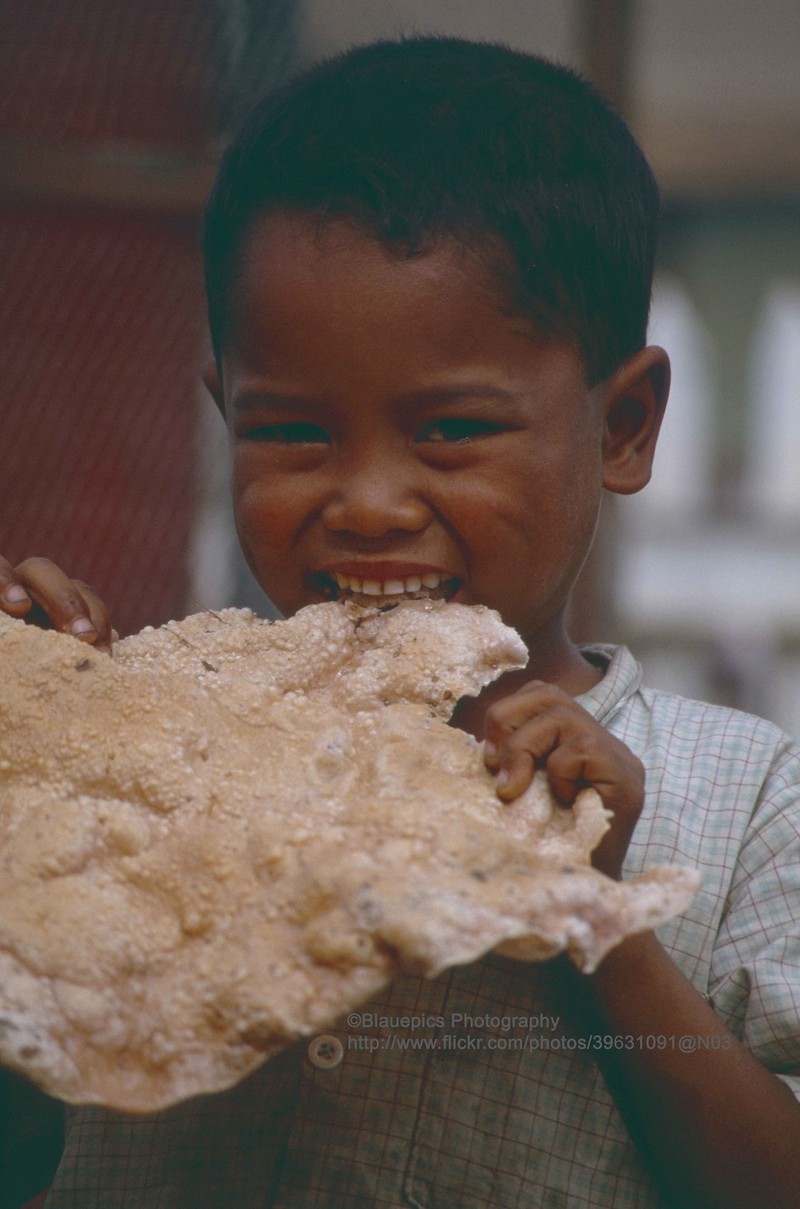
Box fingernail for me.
[4,585,28,604]
[483,740,497,761]
[71,618,96,637]
[495,769,509,791]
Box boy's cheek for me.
[232,474,294,532]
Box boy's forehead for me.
[226,209,589,394]
[235,211,521,324]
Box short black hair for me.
[203,36,661,384]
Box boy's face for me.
[208,212,653,679]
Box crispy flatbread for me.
[0,601,698,1111]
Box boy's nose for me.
[321,459,430,538]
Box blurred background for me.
[0,3,798,1202]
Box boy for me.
[3,36,800,1209]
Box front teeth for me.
[333,571,443,596]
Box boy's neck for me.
[451,640,604,740]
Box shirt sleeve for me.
[707,735,800,1095]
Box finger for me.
[485,691,587,793]
[483,680,571,749]
[495,746,537,801]
[543,737,600,804]
[73,580,114,653]
[495,702,577,759]
[491,702,605,801]
[490,710,569,799]
[14,557,100,643]
[0,555,33,614]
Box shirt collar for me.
[575,644,643,725]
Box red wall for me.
[0,0,220,636]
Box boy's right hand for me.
[0,556,114,654]
[482,680,645,882]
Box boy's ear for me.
[601,345,670,495]
[202,359,226,418]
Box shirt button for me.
[308,1034,344,1070]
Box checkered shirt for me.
[45,646,800,1208]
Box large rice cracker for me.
[0,601,698,1112]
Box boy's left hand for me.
[482,681,644,880]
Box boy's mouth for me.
[312,569,461,607]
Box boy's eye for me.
[244,422,330,444]
[417,418,505,443]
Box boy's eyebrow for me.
[230,391,322,413]
[231,383,523,412]
[401,383,521,406]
